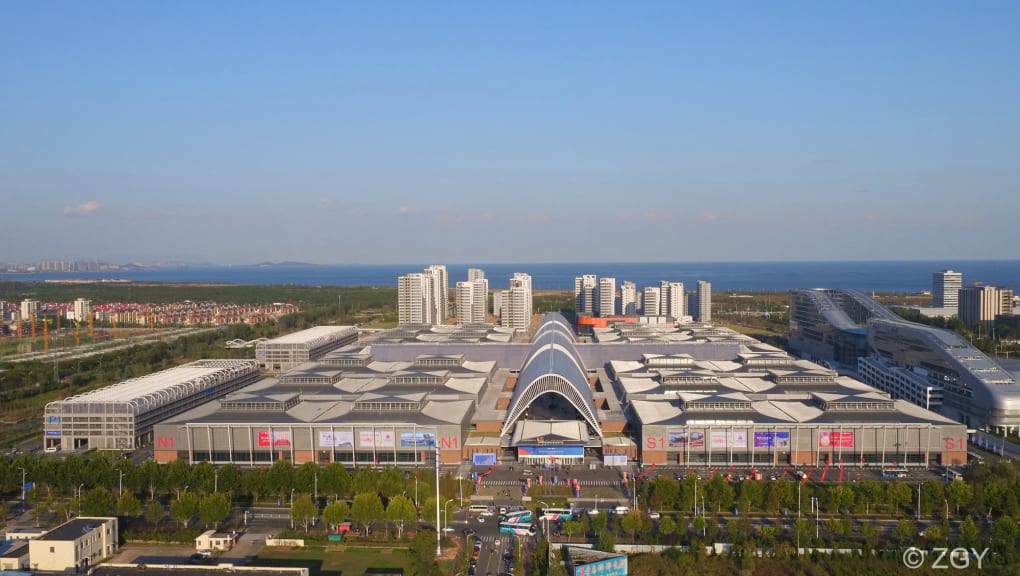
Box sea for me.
[3,261,1020,293]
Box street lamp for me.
[214,470,219,493]
[443,499,456,534]
[944,498,949,520]
[77,483,85,515]
[538,500,550,537]
[119,469,124,497]
[17,467,26,502]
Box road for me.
[3,326,220,364]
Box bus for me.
[499,510,533,524]
[882,468,908,479]
[499,522,537,536]
[538,507,573,521]
[469,504,493,515]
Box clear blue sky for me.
[2,2,1018,264]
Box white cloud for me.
[62,201,102,216]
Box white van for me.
[613,506,630,515]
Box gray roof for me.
[35,518,114,541]
[502,314,601,436]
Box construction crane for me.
[43,318,50,353]
[75,320,81,346]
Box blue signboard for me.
[473,453,497,466]
[518,445,584,457]
[45,430,61,436]
[574,556,627,576]
[47,415,61,424]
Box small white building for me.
[196,530,236,551]
[28,517,118,572]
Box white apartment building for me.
[598,277,616,317]
[426,265,449,323]
[575,275,597,315]
[398,273,431,324]
[697,280,712,322]
[660,281,685,319]
[959,285,1013,334]
[643,287,661,316]
[71,298,93,322]
[29,517,118,572]
[501,273,532,331]
[20,299,39,322]
[456,279,488,324]
[932,269,963,310]
[620,282,637,315]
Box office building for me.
[959,285,1014,334]
[643,287,661,316]
[598,277,616,317]
[620,282,637,315]
[575,275,597,316]
[697,281,712,322]
[501,273,532,331]
[0,299,8,321]
[933,270,963,310]
[255,325,359,372]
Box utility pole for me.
[435,446,441,558]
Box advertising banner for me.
[518,445,584,457]
[45,430,61,437]
[318,430,354,448]
[358,430,375,448]
[753,431,790,448]
[401,431,435,447]
[668,431,704,448]
[375,430,395,448]
[819,431,854,448]
[573,556,627,576]
[473,453,497,466]
[729,430,748,448]
[710,431,728,449]
[258,430,291,447]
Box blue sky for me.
[2,2,1018,264]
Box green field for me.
[254,546,413,576]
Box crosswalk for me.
[482,480,523,486]
[577,479,619,487]
[481,478,620,487]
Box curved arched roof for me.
[502,313,602,436]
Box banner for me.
[668,431,704,448]
[258,430,291,447]
[375,430,395,448]
[819,431,854,448]
[710,431,728,449]
[729,430,747,449]
[400,431,435,447]
[754,431,791,448]
[358,430,375,448]
[318,430,354,448]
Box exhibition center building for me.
[141,314,967,468]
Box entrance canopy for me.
[501,314,602,437]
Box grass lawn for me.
[254,546,413,576]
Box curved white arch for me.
[501,374,602,437]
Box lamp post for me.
[443,499,456,534]
[944,498,949,521]
[797,482,802,518]
[701,495,706,537]
[414,474,419,509]
[290,489,296,529]
[18,467,26,502]
[77,483,85,515]
[538,500,550,537]
[812,497,819,540]
[314,474,318,502]
[435,446,441,558]
[214,470,219,493]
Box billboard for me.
[667,431,705,448]
[710,431,728,449]
[603,454,628,466]
[45,430,61,437]
[400,431,435,448]
[258,430,291,447]
[318,430,354,448]
[819,431,854,448]
[473,453,497,466]
[573,556,627,576]
[518,446,584,457]
[753,431,791,448]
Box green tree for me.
[215,465,241,496]
[386,495,417,539]
[959,515,979,549]
[267,461,294,497]
[322,500,351,529]
[320,463,352,500]
[947,480,973,516]
[116,491,143,517]
[199,492,231,529]
[561,519,582,542]
[190,461,216,494]
[597,530,615,552]
[591,511,608,537]
[991,516,1019,555]
[379,467,404,499]
[290,493,318,533]
[792,518,813,548]
[352,469,377,495]
[241,468,269,503]
[82,487,116,517]
[886,482,912,515]
[658,515,676,542]
[620,511,642,541]
[691,515,707,539]
[352,492,385,535]
[892,518,917,545]
[170,492,200,528]
[409,529,442,576]
[294,462,319,495]
[144,501,165,526]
